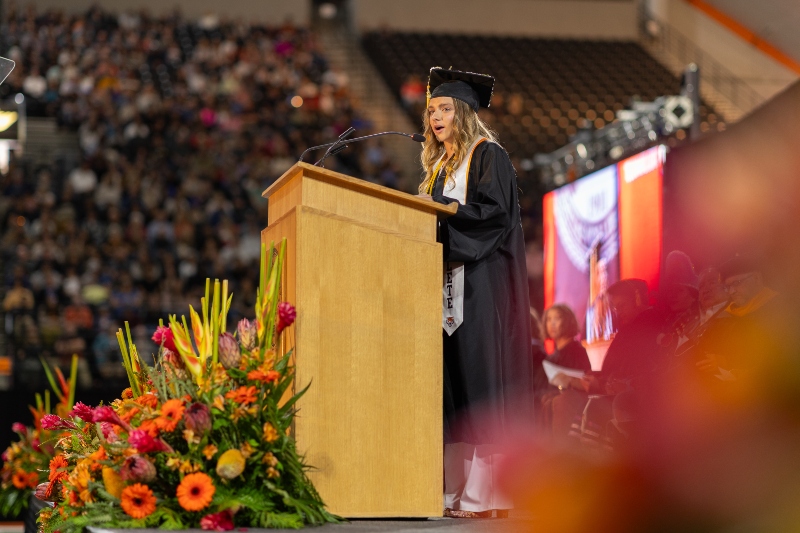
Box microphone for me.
[315,127,355,167]
[299,131,426,165]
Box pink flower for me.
[92,406,124,426]
[1,450,8,461]
[11,422,26,433]
[40,414,77,431]
[152,325,177,353]
[276,302,296,334]
[69,402,95,423]
[100,422,119,442]
[200,510,235,531]
[31,438,41,451]
[128,430,168,454]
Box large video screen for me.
[543,145,665,342]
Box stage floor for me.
[3,513,535,533]
[317,514,534,531]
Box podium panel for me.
[261,164,455,517]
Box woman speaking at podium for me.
[419,68,533,518]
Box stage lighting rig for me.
[534,65,699,190]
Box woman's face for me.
[545,310,565,340]
[428,96,456,145]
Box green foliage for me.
[0,488,27,517]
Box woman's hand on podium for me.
[415,193,433,200]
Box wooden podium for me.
[261,163,456,518]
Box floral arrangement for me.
[36,241,338,531]
[0,356,79,517]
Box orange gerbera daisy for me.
[176,472,215,511]
[120,483,157,519]
[26,471,39,488]
[138,418,161,438]
[224,385,258,405]
[49,455,69,483]
[12,470,29,489]
[247,369,280,384]
[155,399,185,432]
[135,393,159,409]
[119,406,140,424]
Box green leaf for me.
[278,380,311,421]
[40,358,65,403]
[67,354,79,409]
[226,367,248,380]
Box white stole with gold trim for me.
[441,137,486,336]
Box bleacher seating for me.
[363,31,723,157]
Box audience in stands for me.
[0,4,397,389]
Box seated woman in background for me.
[538,304,592,433]
[545,304,592,376]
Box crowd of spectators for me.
[0,4,401,389]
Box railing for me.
[639,3,766,114]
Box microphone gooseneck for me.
[299,130,426,166]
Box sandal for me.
[444,508,492,518]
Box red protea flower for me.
[152,325,177,353]
[11,422,25,433]
[120,455,157,482]
[276,302,296,334]
[218,332,241,370]
[184,403,212,434]
[41,414,77,431]
[200,509,235,531]
[237,318,258,350]
[69,402,95,423]
[128,430,169,454]
[35,482,60,502]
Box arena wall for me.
[649,0,798,100]
[352,0,638,40]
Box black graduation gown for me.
[431,141,533,445]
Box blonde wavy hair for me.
[418,98,499,194]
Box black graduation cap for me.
[427,67,494,112]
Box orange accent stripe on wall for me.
[684,0,800,76]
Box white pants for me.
[443,443,513,512]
